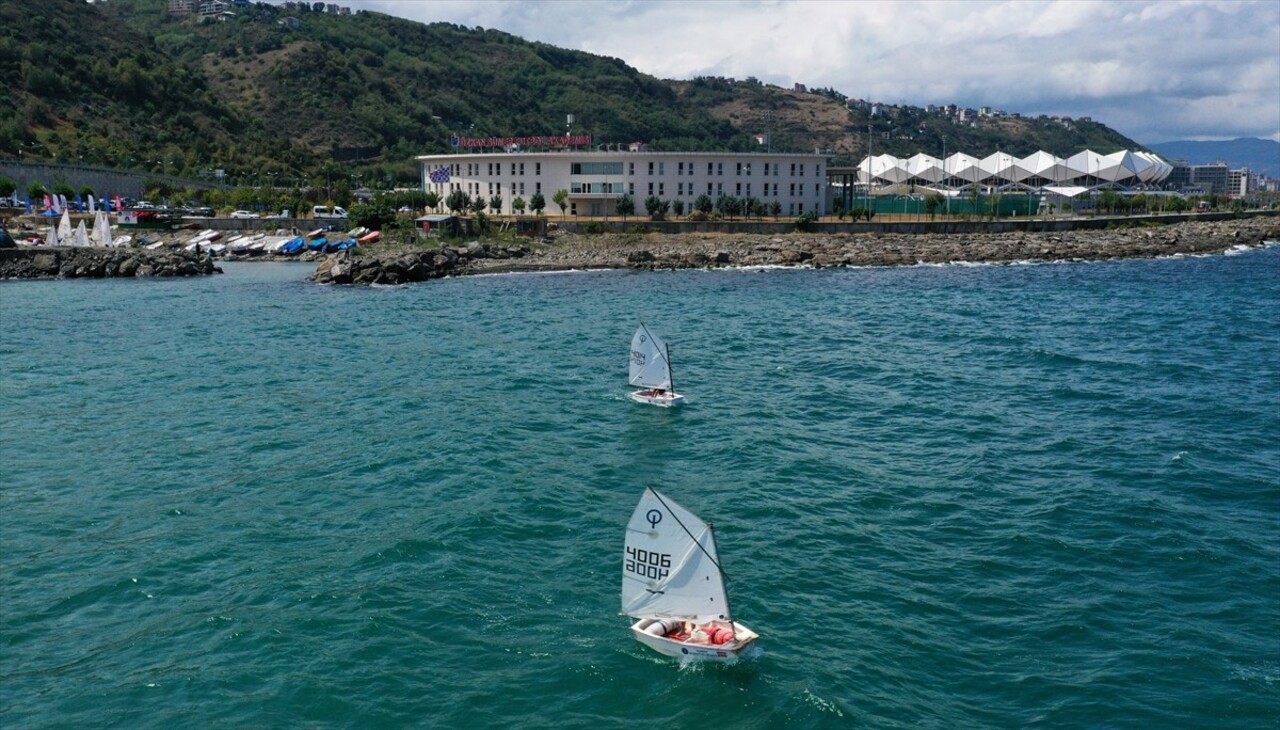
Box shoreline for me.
[4,216,1276,283]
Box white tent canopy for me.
[858,148,1171,192]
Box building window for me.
[536,162,541,175]
[658,183,664,196]
[736,162,742,175]
[790,163,796,175]
[536,182,542,194]
[764,162,770,176]
[511,163,516,175]
[707,182,713,195]
[745,163,752,176]
[570,162,623,175]
[648,162,654,175]
[707,162,714,176]
[658,162,664,176]
[678,182,684,196]
[746,183,752,196]
[519,163,525,175]
[799,164,805,177]
[519,183,525,195]
[716,182,723,196]
[648,182,654,195]
[628,183,634,195]
[678,162,685,176]
[735,182,741,196]
[717,162,723,176]
[629,163,635,176]
[789,183,795,196]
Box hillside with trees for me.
[2,0,1142,190]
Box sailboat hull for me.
[628,390,685,407]
[629,618,758,660]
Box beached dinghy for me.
[628,323,685,407]
[622,487,759,661]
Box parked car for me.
[229,210,259,219]
[312,205,348,219]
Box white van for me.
[312,205,348,219]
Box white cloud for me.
[355,0,1280,144]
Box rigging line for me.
[645,486,727,571]
[647,487,734,626]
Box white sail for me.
[94,211,112,247]
[73,220,90,247]
[629,325,673,391]
[45,225,59,247]
[58,210,73,240]
[622,487,731,624]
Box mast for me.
[666,343,675,394]
[707,521,737,637]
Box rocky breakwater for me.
[503,218,1278,273]
[0,246,222,280]
[312,217,1278,285]
[309,241,532,285]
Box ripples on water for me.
[2,249,1277,728]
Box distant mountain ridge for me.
[2,0,1144,187]
[1146,138,1280,178]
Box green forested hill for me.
[1,0,1142,188]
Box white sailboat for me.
[57,210,73,241]
[73,220,90,248]
[622,487,759,661]
[628,324,685,407]
[93,211,113,247]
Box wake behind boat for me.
[622,487,759,661]
[628,324,684,407]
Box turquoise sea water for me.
[2,246,1278,728]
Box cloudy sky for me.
[353,0,1279,145]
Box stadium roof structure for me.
[856,150,1172,194]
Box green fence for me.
[841,194,1040,217]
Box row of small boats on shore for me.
[174,227,381,258]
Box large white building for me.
[417,150,829,217]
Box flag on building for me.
[429,166,451,184]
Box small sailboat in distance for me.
[628,323,685,407]
[622,487,759,661]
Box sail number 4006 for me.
[626,547,671,580]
